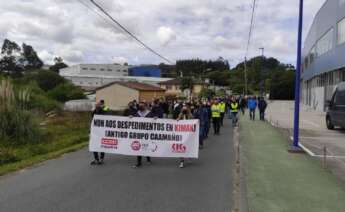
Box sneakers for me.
[179,161,185,168]
[132,164,141,168]
[90,160,99,165]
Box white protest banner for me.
[89,115,199,158]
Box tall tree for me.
[0,39,23,76]
[21,43,43,70]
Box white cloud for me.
[112,56,128,65]
[0,0,326,66]
[157,26,177,46]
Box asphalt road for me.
[0,120,234,212]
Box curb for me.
[232,123,248,212]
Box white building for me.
[60,64,171,90]
[60,64,129,78]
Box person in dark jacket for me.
[123,101,137,116]
[131,101,158,168]
[90,100,109,165]
[151,99,164,118]
[258,97,268,121]
[193,101,209,149]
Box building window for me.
[309,45,316,63]
[82,68,88,70]
[122,70,127,72]
[316,28,333,56]
[108,69,112,71]
[90,68,96,71]
[337,18,345,45]
[100,68,105,71]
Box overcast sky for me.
[0,0,325,67]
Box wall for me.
[139,91,165,102]
[96,84,139,111]
[129,66,161,77]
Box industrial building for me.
[129,65,161,77]
[60,64,171,90]
[301,0,345,111]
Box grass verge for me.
[240,114,345,212]
[0,112,90,176]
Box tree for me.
[50,57,68,73]
[1,39,21,56]
[21,43,43,70]
[0,39,23,76]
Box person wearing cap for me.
[90,99,109,165]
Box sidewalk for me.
[266,101,345,181]
[240,114,345,212]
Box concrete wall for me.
[96,84,139,111]
[139,91,165,102]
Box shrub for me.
[24,70,66,91]
[0,149,18,165]
[0,79,41,144]
[48,82,86,102]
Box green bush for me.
[0,110,41,144]
[0,149,18,165]
[48,82,86,102]
[0,79,42,145]
[24,70,66,91]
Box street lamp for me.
[290,0,304,152]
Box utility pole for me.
[244,57,248,96]
[290,0,304,152]
[259,47,264,96]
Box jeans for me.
[231,112,238,126]
[136,156,151,166]
[259,110,265,121]
[93,152,105,161]
[249,109,256,120]
[212,117,221,134]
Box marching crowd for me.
[90,95,267,168]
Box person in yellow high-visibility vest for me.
[211,99,221,135]
[219,100,226,126]
[229,96,239,127]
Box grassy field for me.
[0,112,91,176]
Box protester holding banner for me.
[177,103,193,168]
[90,100,108,165]
[131,101,157,168]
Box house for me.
[95,82,166,110]
[159,78,208,98]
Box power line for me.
[87,0,174,64]
[245,0,258,58]
[243,0,258,95]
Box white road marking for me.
[290,136,345,159]
[301,120,321,128]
